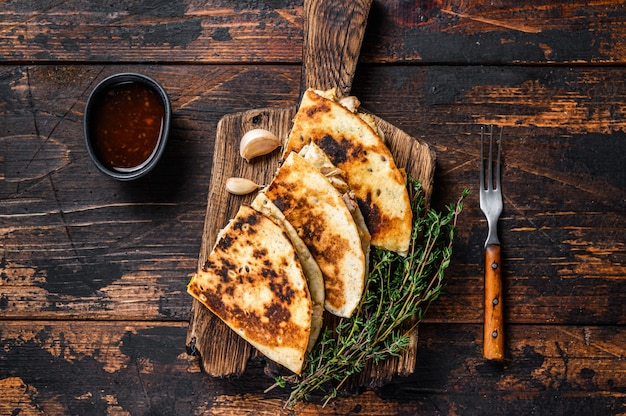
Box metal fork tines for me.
[479,125,505,361]
[480,125,503,248]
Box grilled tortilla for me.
[283,88,412,255]
[251,193,324,351]
[262,151,368,318]
[187,205,311,374]
[298,142,371,270]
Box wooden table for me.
[1,1,624,414]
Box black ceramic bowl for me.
[84,73,171,181]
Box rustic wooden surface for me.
[1,1,625,415]
[186,0,437,383]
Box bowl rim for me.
[84,72,172,181]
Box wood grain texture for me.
[2,0,626,410]
[302,0,371,95]
[1,65,623,324]
[0,64,301,321]
[0,0,303,64]
[2,1,626,64]
[1,321,623,415]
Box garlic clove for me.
[239,128,281,162]
[226,177,260,195]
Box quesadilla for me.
[260,151,369,318]
[251,193,324,351]
[283,88,412,256]
[298,142,371,264]
[187,205,311,374]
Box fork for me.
[480,125,504,361]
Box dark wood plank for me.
[351,64,626,326]
[1,0,625,413]
[0,321,623,415]
[2,64,624,325]
[361,0,626,65]
[378,323,626,415]
[0,64,301,321]
[0,0,303,63]
[2,1,626,64]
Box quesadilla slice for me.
[298,142,371,265]
[187,205,311,374]
[261,151,368,318]
[283,88,412,256]
[251,193,324,351]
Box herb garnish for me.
[267,180,469,408]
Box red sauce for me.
[89,81,165,171]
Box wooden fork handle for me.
[484,244,504,361]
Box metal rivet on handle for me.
[492,330,498,338]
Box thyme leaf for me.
[268,180,469,408]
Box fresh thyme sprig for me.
[268,181,469,408]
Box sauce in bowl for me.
[84,73,171,180]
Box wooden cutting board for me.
[185,0,436,386]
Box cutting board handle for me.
[302,0,373,97]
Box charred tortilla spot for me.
[217,235,234,250]
[202,290,226,316]
[231,305,244,319]
[268,178,299,212]
[305,102,330,118]
[214,264,232,283]
[297,213,326,243]
[232,218,244,231]
[246,213,258,225]
[318,134,349,165]
[317,134,365,168]
[261,267,278,279]
[357,194,383,237]
[270,278,295,305]
[272,194,289,212]
[349,143,364,160]
[320,235,349,264]
[253,248,268,259]
[202,259,215,271]
[266,303,291,322]
[233,212,259,233]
